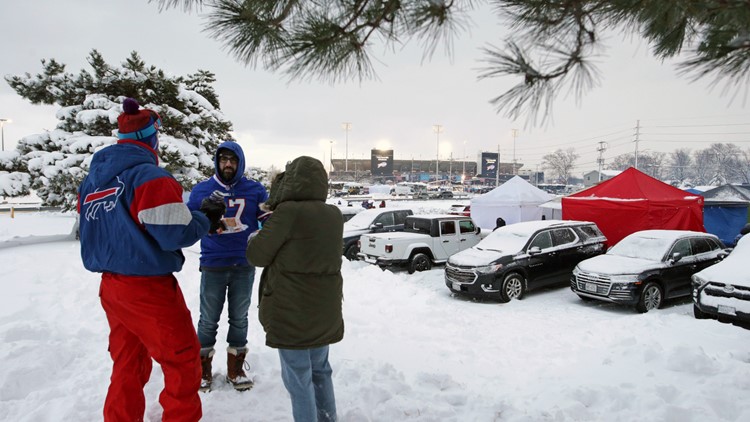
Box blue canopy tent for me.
[692,186,750,246]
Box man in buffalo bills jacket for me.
[78,98,223,422]
[187,141,268,391]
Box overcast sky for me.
[1,0,748,175]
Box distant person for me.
[246,156,343,422]
[379,200,386,208]
[187,141,268,392]
[78,98,223,421]
[494,217,506,231]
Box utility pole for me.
[634,120,640,170]
[342,122,351,173]
[462,141,467,183]
[596,141,608,182]
[433,124,443,182]
[511,128,518,175]
[495,144,500,187]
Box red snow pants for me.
[99,273,202,422]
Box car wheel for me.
[693,303,710,320]
[500,272,526,303]
[635,282,663,313]
[344,244,359,261]
[408,253,432,274]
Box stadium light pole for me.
[342,122,351,173]
[433,124,443,182]
[0,118,11,151]
[511,128,518,175]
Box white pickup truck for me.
[357,214,482,273]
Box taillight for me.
[385,244,393,253]
[357,239,361,248]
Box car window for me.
[459,220,475,234]
[551,228,577,246]
[529,231,553,250]
[394,211,409,225]
[374,213,395,227]
[690,237,713,255]
[441,221,456,236]
[669,239,692,258]
[706,237,723,250]
[405,219,432,234]
[578,225,604,241]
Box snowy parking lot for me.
[1,208,750,421]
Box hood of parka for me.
[266,156,327,210]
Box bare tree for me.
[692,148,719,185]
[669,149,692,185]
[542,148,579,184]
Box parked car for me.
[338,206,363,223]
[342,208,414,260]
[446,220,607,302]
[358,214,482,273]
[571,230,728,313]
[692,235,750,324]
[448,204,471,216]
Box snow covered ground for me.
[2,201,750,422]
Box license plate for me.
[585,282,597,293]
[718,304,736,316]
[452,282,461,291]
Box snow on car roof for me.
[624,229,709,241]
[694,235,750,287]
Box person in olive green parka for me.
[246,156,343,421]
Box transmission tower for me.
[596,141,608,182]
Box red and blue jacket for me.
[78,141,210,276]
[187,141,269,269]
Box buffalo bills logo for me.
[83,178,124,221]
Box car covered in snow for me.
[572,230,728,313]
[692,235,750,324]
[445,220,607,302]
[448,204,471,216]
[342,208,413,260]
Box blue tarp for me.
[703,204,748,246]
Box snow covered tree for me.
[4,50,232,210]
[151,0,750,124]
[542,148,578,184]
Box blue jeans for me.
[278,346,337,422]
[197,266,255,349]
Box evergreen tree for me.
[152,0,750,124]
[3,50,233,210]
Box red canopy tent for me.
[562,167,704,245]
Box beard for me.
[221,167,236,182]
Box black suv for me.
[572,230,728,313]
[342,208,413,260]
[446,220,606,302]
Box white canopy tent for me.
[470,176,554,229]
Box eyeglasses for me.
[219,155,238,164]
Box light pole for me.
[329,140,333,175]
[0,118,11,151]
[462,140,466,182]
[511,128,518,175]
[342,122,351,173]
[433,124,443,181]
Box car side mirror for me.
[370,222,384,231]
[670,252,682,263]
[528,246,542,255]
[476,227,481,234]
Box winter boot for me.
[199,348,215,392]
[227,346,254,391]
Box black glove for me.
[200,191,227,234]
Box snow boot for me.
[227,346,254,391]
[200,348,215,392]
